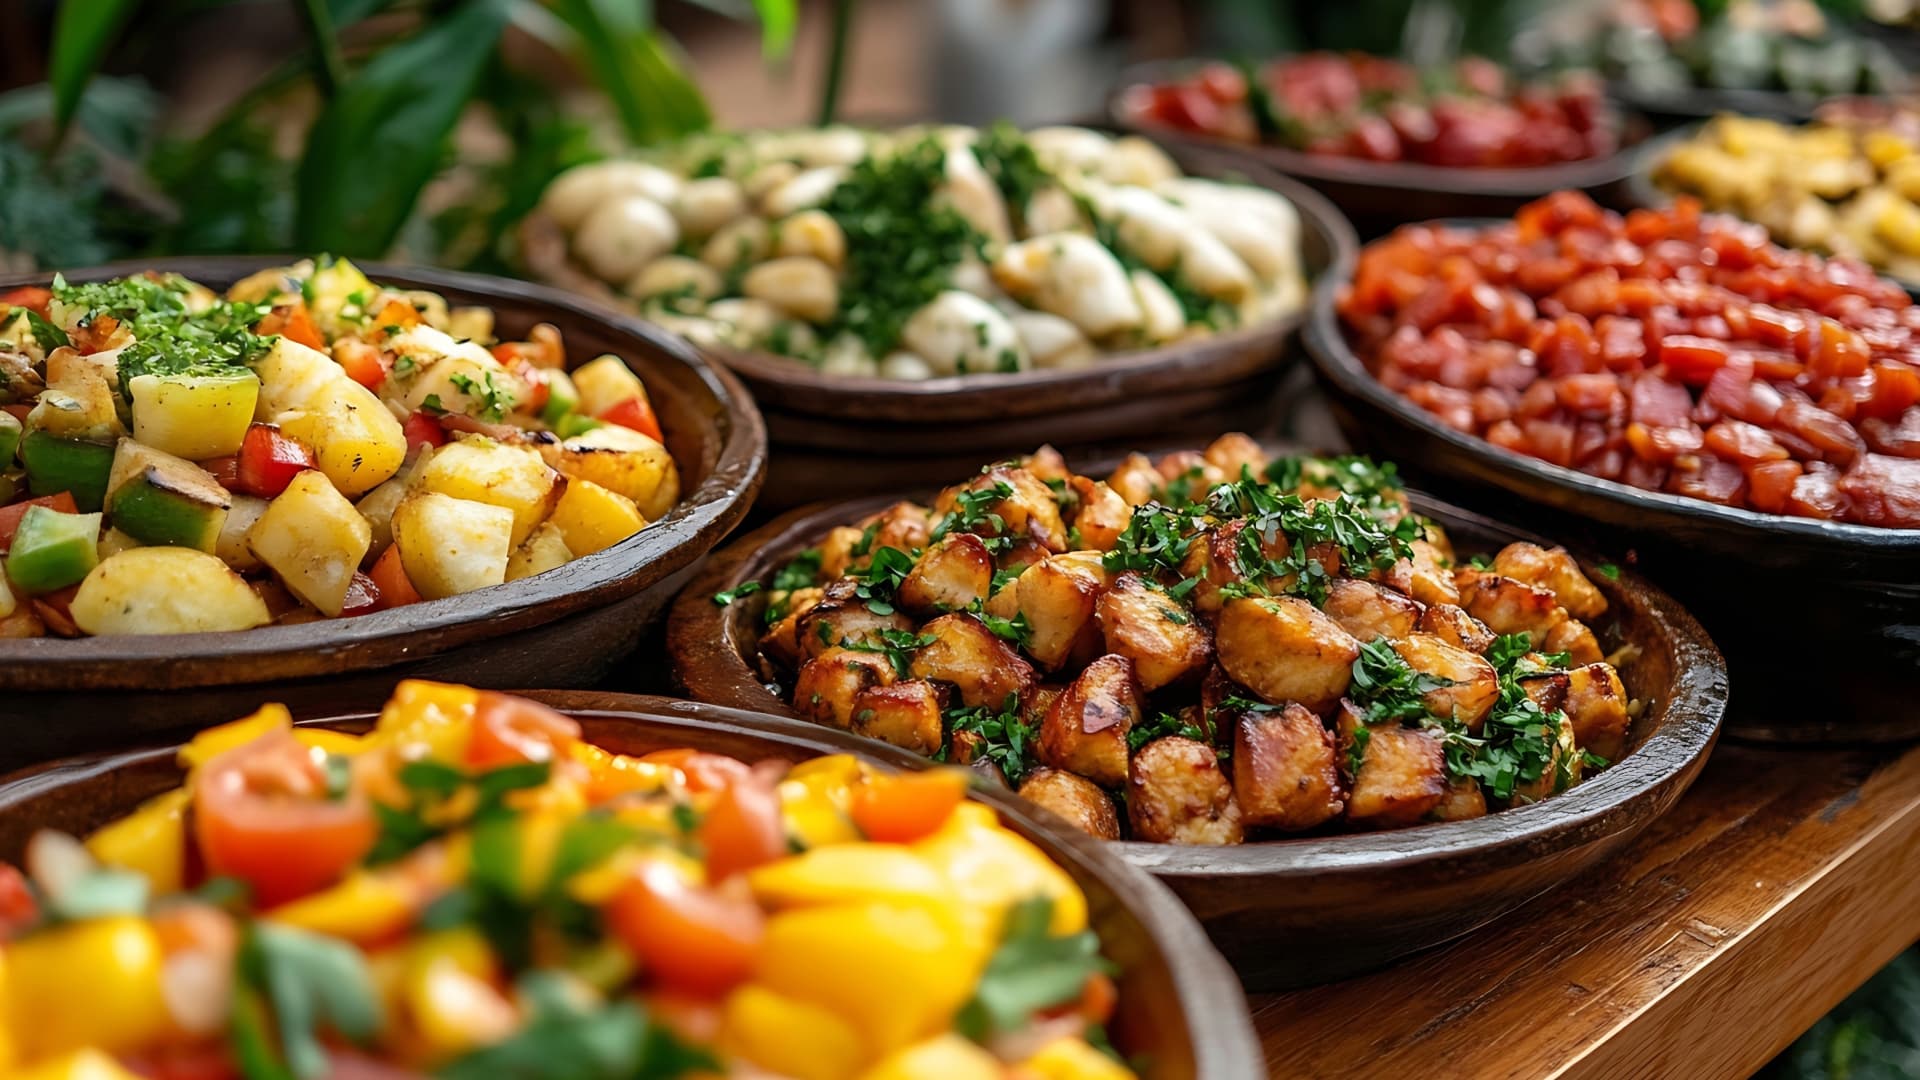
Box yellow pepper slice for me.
[84,788,189,894]
[857,1034,1003,1080]
[748,845,950,911]
[4,917,169,1061]
[370,680,480,761]
[721,985,866,1080]
[177,703,291,768]
[911,805,1087,939]
[1022,1036,1136,1080]
[12,1048,148,1080]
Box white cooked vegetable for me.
[941,145,1012,247]
[672,177,747,239]
[742,257,839,323]
[761,166,846,218]
[901,291,1027,376]
[573,195,681,284]
[391,492,514,601]
[71,548,271,636]
[879,351,935,381]
[626,256,725,302]
[1130,270,1187,344]
[992,233,1143,339]
[542,161,683,229]
[775,210,848,270]
[1009,310,1097,369]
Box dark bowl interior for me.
[665,480,1727,989]
[1302,261,1920,742]
[0,258,767,764]
[0,691,1263,1080]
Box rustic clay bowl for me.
[522,135,1358,511]
[664,484,1727,989]
[1303,263,1920,743]
[0,258,766,767]
[0,690,1262,1080]
[1108,60,1654,238]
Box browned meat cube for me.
[1231,702,1344,831]
[1037,654,1142,787]
[793,647,895,729]
[1323,578,1421,644]
[851,679,947,754]
[1512,714,1581,804]
[897,533,994,616]
[817,524,870,580]
[933,467,1067,552]
[1066,476,1131,552]
[868,501,933,560]
[1518,670,1570,716]
[1021,444,1072,484]
[796,578,916,661]
[1095,571,1211,691]
[1407,538,1459,607]
[1492,542,1608,621]
[909,613,1037,709]
[1106,452,1162,507]
[1019,767,1121,840]
[1178,520,1263,616]
[1202,432,1267,478]
[1394,633,1499,730]
[1126,736,1243,845]
[1565,662,1629,764]
[1543,618,1604,666]
[1429,776,1488,822]
[1417,603,1494,654]
[1215,596,1358,714]
[1337,702,1448,828]
[1002,553,1107,672]
[1457,571,1568,643]
[757,586,825,670]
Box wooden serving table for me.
[1246,741,1920,1078]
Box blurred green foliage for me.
[1764,948,1920,1080]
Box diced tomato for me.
[367,545,423,610]
[466,692,582,770]
[0,286,52,316]
[849,770,969,843]
[1,404,29,426]
[194,730,377,906]
[333,338,392,390]
[339,572,381,617]
[0,863,38,940]
[236,424,318,498]
[255,303,327,352]
[597,396,663,442]
[401,411,447,451]
[699,774,787,881]
[0,492,78,551]
[512,363,552,416]
[605,861,763,996]
[637,749,752,793]
[201,456,241,490]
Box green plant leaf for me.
[550,0,710,145]
[294,0,511,255]
[47,0,141,141]
[749,0,798,59]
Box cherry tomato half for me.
[193,730,376,907]
[605,862,763,997]
[465,692,582,770]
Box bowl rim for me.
[1300,238,1920,552]
[519,128,1360,424]
[666,479,1729,885]
[0,256,769,686]
[1106,58,1656,199]
[0,689,1265,1080]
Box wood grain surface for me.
[1249,741,1920,1079]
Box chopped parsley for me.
[52,273,273,388]
[971,121,1052,215]
[839,627,937,679]
[979,609,1032,648]
[1210,478,1422,607]
[1127,711,1212,753]
[845,545,917,615]
[1597,562,1622,581]
[1102,501,1205,577]
[955,896,1110,1042]
[711,581,763,606]
[448,369,517,421]
[930,480,1014,553]
[943,693,1034,786]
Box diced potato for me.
[1231,702,1343,831]
[1003,552,1106,672]
[1565,662,1630,764]
[908,613,1037,710]
[758,587,825,671]
[1393,633,1499,730]
[70,548,270,635]
[1491,542,1608,621]
[852,680,947,754]
[1037,654,1141,787]
[1214,596,1358,714]
[390,492,514,601]
[247,471,373,616]
[1407,539,1459,607]
[506,522,575,582]
[1322,579,1420,644]
[796,580,917,661]
[793,647,895,729]
[570,356,649,417]
[1430,777,1488,822]
[215,494,269,572]
[1064,477,1129,551]
[1126,736,1242,845]
[274,377,406,496]
[539,423,680,521]
[303,256,377,338]
[1017,768,1120,840]
[252,336,346,418]
[1457,572,1567,642]
[126,371,259,460]
[931,467,1067,553]
[1105,452,1160,506]
[896,534,993,616]
[1094,571,1209,691]
[1543,618,1604,666]
[1417,603,1494,654]
[545,477,644,558]
[1337,703,1448,828]
[419,438,560,547]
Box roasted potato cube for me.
[1005,553,1107,671]
[1417,603,1495,654]
[868,500,933,558]
[818,525,870,579]
[1492,542,1607,621]
[1023,684,1064,730]
[757,586,825,670]
[1179,520,1290,615]
[1095,571,1210,691]
[897,533,994,616]
[1126,736,1243,845]
[1322,579,1421,644]
[1215,596,1358,714]
[1231,702,1343,830]
[1020,444,1072,484]
[1153,450,1224,502]
[1037,654,1141,787]
[1457,571,1567,642]
[1512,713,1581,804]
[908,612,1037,709]
[1202,432,1266,478]
[1406,539,1459,607]
[1018,768,1121,840]
[1106,452,1161,506]
[1337,703,1448,828]
[852,679,947,754]
[1565,662,1629,764]
[1065,477,1130,552]
[795,579,916,661]
[1518,670,1570,716]
[793,647,895,728]
[1394,633,1499,730]
[1429,776,1488,822]
[933,467,1067,552]
[1543,618,1604,666]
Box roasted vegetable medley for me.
[1342,191,1920,527]
[1653,110,1920,283]
[728,435,1630,845]
[1119,54,1620,168]
[0,682,1134,1080]
[0,260,679,638]
[535,124,1308,380]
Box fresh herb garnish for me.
[930,480,1015,553]
[845,545,917,615]
[1127,711,1211,753]
[437,971,716,1080]
[955,896,1110,1041]
[711,581,763,606]
[840,627,938,679]
[448,369,516,421]
[1102,501,1205,577]
[945,693,1035,786]
[971,121,1052,215]
[236,922,383,1080]
[979,609,1033,648]
[1597,562,1622,581]
[368,759,551,863]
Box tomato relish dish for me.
[0,682,1137,1080]
[721,435,1632,845]
[0,259,680,638]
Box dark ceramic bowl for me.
[1609,81,1822,127]
[664,483,1727,990]
[1303,269,1920,742]
[0,258,766,767]
[0,690,1262,1080]
[1108,60,1654,238]
[523,134,1358,511]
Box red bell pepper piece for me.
[367,544,423,609]
[0,287,52,317]
[340,571,381,617]
[0,492,78,552]
[0,864,37,941]
[333,338,392,390]
[236,424,317,498]
[597,396,663,442]
[256,303,327,352]
[201,455,241,489]
[401,411,447,451]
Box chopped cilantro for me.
[955,896,1111,1041]
[944,693,1034,786]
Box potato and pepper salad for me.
[537,124,1308,379]
[0,682,1134,1080]
[0,259,679,638]
[726,435,1632,844]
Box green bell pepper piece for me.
[20,431,115,512]
[6,506,101,594]
[0,411,20,467]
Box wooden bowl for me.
[1303,274,1920,743]
[0,258,767,768]
[1108,60,1654,238]
[522,137,1358,511]
[664,484,1728,990]
[0,690,1263,1080]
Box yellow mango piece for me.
[84,788,190,894]
[912,809,1087,939]
[748,845,950,911]
[722,985,866,1080]
[547,477,645,556]
[756,902,977,1059]
[858,1034,1003,1080]
[5,917,169,1061]
[371,679,481,761]
[177,703,291,768]
[1021,1036,1136,1080]
[13,1049,148,1080]
[267,869,418,943]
